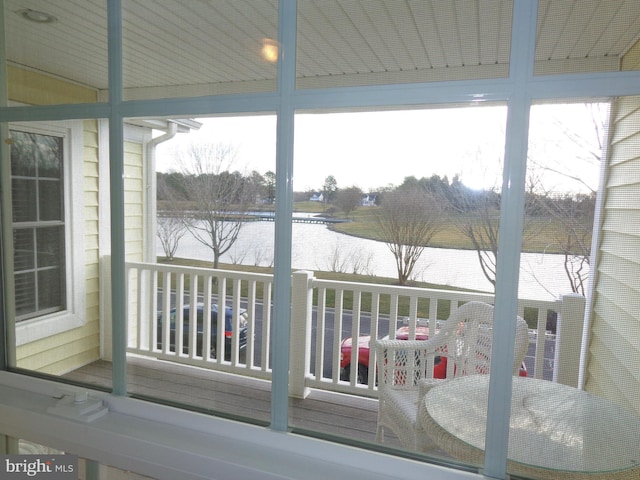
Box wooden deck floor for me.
[63,356,405,448]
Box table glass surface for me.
[422,376,640,474]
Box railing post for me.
[290,270,313,399]
[553,293,586,387]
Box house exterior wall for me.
[7,68,146,375]
[583,94,640,416]
[124,141,145,261]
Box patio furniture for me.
[419,375,640,479]
[375,301,529,452]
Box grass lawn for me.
[328,206,589,255]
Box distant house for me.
[361,194,377,206]
[309,192,324,202]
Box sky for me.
[155,103,605,194]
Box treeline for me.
[395,174,595,220]
[157,170,276,205]
[159,170,595,223]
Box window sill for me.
[0,371,486,480]
[15,311,84,346]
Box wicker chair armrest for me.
[375,335,450,356]
[418,378,447,402]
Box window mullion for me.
[484,1,538,478]
[271,0,297,432]
[107,0,127,396]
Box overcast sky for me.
[155,103,604,194]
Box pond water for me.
[162,218,582,301]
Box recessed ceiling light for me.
[17,8,57,24]
[261,38,279,63]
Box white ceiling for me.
[4,0,640,98]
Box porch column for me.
[554,293,586,387]
[289,270,313,399]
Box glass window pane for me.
[37,226,64,268]
[503,98,640,479]
[37,268,64,311]
[39,180,63,221]
[107,115,276,424]
[297,0,513,89]
[13,229,34,271]
[122,1,278,101]
[11,178,37,222]
[4,2,107,104]
[36,135,62,178]
[10,131,36,176]
[14,271,36,318]
[535,1,640,75]
[289,106,508,466]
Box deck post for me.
[289,270,313,398]
[553,293,586,387]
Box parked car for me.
[157,303,248,360]
[340,325,527,384]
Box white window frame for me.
[11,120,86,345]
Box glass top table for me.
[420,375,640,479]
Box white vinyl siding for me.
[124,141,144,262]
[584,95,640,416]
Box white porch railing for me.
[123,262,585,399]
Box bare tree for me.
[539,193,595,295]
[449,181,540,291]
[350,249,374,276]
[333,186,363,219]
[176,143,256,269]
[527,103,608,294]
[376,187,445,285]
[156,175,188,260]
[322,242,350,273]
[157,215,187,260]
[528,103,607,195]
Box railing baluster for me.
[315,287,327,381]
[348,289,362,385]
[262,281,272,372]
[408,296,418,340]
[428,296,437,328]
[368,292,380,388]
[161,270,172,354]
[202,274,212,361]
[389,294,398,339]
[149,269,158,352]
[134,267,143,350]
[246,280,256,369]
[188,274,199,359]
[231,278,242,365]
[217,276,227,362]
[176,273,185,357]
[332,289,344,384]
[534,308,547,379]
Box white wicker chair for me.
[375,301,529,452]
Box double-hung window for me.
[11,129,66,320]
[8,122,85,345]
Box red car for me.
[339,325,527,384]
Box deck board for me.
[63,356,403,446]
